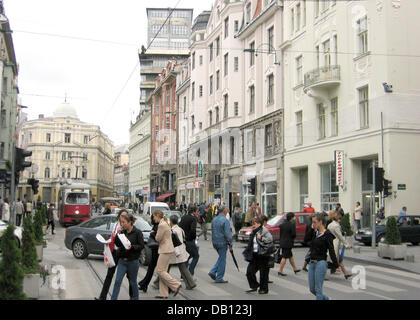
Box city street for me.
[43,222,420,301]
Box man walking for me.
[15,198,25,227]
[208,205,233,284]
[197,202,208,240]
[179,204,200,276]
[46,203,55,235]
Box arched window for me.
[67,169,71,178]
[44,168,50,179]
[62,168,66,178]
[82,168,88,179]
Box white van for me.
[143,202,170,217]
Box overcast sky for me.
[4,0,211,146]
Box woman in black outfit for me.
[138,219,160,292]
[304,212,339,300]
[278,212,301,276]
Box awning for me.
[156,193,175,202]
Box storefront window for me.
[299,168,308,211]
[261,182,277,217]
[320,163,339,211]
[243,180,255,212]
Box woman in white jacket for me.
[327,211,352,279]
[168,215,197,290]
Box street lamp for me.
[244,43,281,66]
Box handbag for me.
[274,247,283,264]
[147,236,159,249]
[171,230,182,247]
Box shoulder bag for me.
[171,230,182,247]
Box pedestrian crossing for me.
[180,262,420,300]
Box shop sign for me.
[335,150,344,187]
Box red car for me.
[237,212,312,245]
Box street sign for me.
[398,184,406,191]
[335,151,344,187]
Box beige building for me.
[18,102,115,203]
[282,0,420,225]
[114,145,129,199]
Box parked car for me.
[162,210,183,222]
[354,215,420,246]
[0,220,22,248]
[143,202,170,217]
[109,208,133,215]
[237,213,311,245]
[64,214,153,265]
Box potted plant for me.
[0,225,25,299]
[22,215,40,299]
[340,213,354,245]
[378,216,407,260]
[33,210,45,261]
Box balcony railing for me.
[304,65,341,92]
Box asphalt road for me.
[45,222,420,300]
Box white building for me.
[282,0,420,226]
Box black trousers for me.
[16,214,23,227]
[246,253,270,292]
[138,248,159,289]
[46,219,55,233]
[99,254,133,300]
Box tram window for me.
[66,193,89,205]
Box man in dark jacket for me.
[278,212,301,276]
[179,203,200,276]
[46,203,55,235]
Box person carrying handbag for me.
[244,216,274,294]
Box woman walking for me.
[304,212,339,300]
[327,211,353,279]
[96,210,132,300]
[110,213,144,300]
[102,203,112,215]
[153,210,182,299]
[1,197,10,223]
[278,212,301,276]
[168,215,197,290]
[138,218,160,293]
[244,216,273,294]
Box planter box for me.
[23,274,40,299]
[378,243,407,260]
[36,244,43,262]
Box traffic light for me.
[375,167,384,193]
[384,179,392,198]
[15,147,32,172]
[28,178,39,195]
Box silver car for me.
[64,214,153,265]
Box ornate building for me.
[18,102,115,203]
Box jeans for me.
[355,219,361,231]
[308,260,329,300]
[111,259,140,300]
[209,243,227,282]
[99,254,133,300]
[185,241,199,276]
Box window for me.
[191,115,195,131]
[216,71,220,90]
[333,35,338,64]
[67,168,71,178]
[234,57,239,72]
[209,43,213,61]
[246,3,251,23]
[216,37,220,56]
[46,133,51,143]
[323,39,331,67]
[268,27,274,53]
[262,181,277,217]
[199,122,202,130]
[224,94,228,119]
[291,8,294,34]
[209,111,213,127]
[224,53,229,76]
[84,135,89,144]
[331,97,338,136]
[267,74,274,104]
[192,82,195,100]
[183,96,187,113]
[0,142,4,159]
[357,16,368,55]
[296,111,303,145]
[296,55,303,85]
[249,85,255,113]
[0,109,6,128]
[265,124,273,147]
[67,193,90,206]
[318,103,326,139]
[234,102,239,116]
[359,86,369,128]
[82,168,88,179]
[62,168,66,178]
[250,42,255,66]
[299,168,308,211]
[83,152,88,161]
[296,3,301,31]
[315,45,320,68]
[230,137,235,165]
[166,117,170,129]
[215,107,219,123]
[68,152,72,160]
[45,151,50,160]
[199,85,203,97]
[209,75,213,95]
[234,20,239,32]
[320,162,339,212]
[44,167,50,179]
[65,133,71,143]
[62,152,67,161]
[224,17,229,38]
[192,52,196,69]
[199,55,203,65]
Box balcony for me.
[303,65,341,94]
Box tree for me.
[22,216,39,274]
[340,213,354,237]
[33,210,44,244]
[0,225,25,299]
[385,216,402,245]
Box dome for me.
[53,102,79,119]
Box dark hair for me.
[286,212,295,221]
[170,215,179,225]
[188,204,197,214]
[117,209,128,219]
[313,212,327,226]
[262,215,268,223]
[120,213,136,225]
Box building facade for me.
[114,145,129,199]
[18,102,115,203]
[282,0,420,225]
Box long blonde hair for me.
[153,209,169,225]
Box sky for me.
[4,0,211,146]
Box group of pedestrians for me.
[1,197,34,226]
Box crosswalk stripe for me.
[227,268,281,296]
[365,280,404,292]
[367,272,420,289]
[366,265,420,281]
[269,274,312,295]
